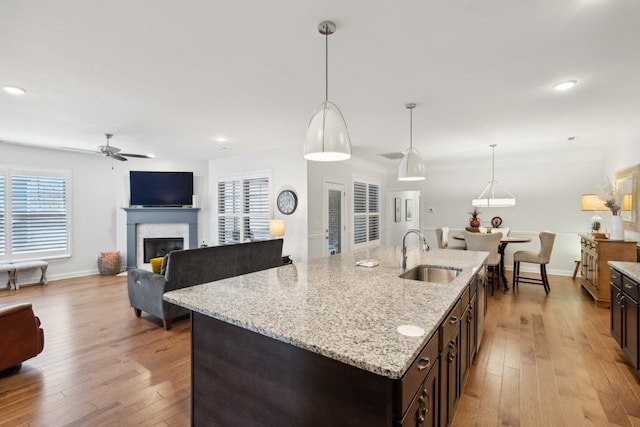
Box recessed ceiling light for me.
[215,136,227,143]
[552,80,578,91]
[3,86,27,95]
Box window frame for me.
[0,166,72,262]
[216,170,273,245]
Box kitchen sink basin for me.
[399,265,461,283]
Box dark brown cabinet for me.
[399,359,440,427]
[610,267,640,379]
[190,273,485,427]
[611,270,623,346]
[440,298,462,427]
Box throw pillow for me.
[149,257,164,274]
[160,254,169,276]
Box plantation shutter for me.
[243,177,270,241]
[353,180,380,246]
[353,182,367,244]
[217,173,271,244]
[368,184,380,241]
[11,174,69,255]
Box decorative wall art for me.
[406,199,413,221]
[395,198,401,222]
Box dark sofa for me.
[127,239,283,330]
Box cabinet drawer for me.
[397,329,440,416]
[610,268,623,288]
[460,286,470,308]
[623,276,639,302]
[440,299,462,349]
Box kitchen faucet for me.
[401,229,430,270]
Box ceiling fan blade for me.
[109,153,128,161]
[120,153,153,159]
[59,146,103,156]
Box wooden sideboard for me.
[580,234,637,307]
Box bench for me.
[0,263,13,288]
[0,261,49,290]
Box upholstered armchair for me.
[0,303,45,373]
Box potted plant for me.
[469,208,481,228]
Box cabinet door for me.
[623,298,639,369]
[399,359,440,427]
[440,302,461,427]
[459,304,470,387]
[611,283,623,346]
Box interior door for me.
[323,182,345,256]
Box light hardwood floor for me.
[1,273,639,426]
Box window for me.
[353,178,380,247]
[218,173,271,244]
[0,167,71,262]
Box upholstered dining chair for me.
[512,231,556,294]
[463,231,502,295]
[435,227,465,250]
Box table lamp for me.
[581,194,606,235]
[269,220,285,238]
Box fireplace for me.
[143,237,184,262]
[123,207,199,270]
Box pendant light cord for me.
[325,25,329,102]
[409,107,413,149]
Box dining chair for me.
[435,227,465,250]
[512,231,556,294]
[463,231,502,295]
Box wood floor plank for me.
[2,272,640,426]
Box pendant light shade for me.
[398,103,426,181]
[304,21,351,162]
[472,144,516,207]
[304,100,351,161]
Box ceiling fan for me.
[97,133,153,161]
[63,134,153,161]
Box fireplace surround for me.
[123,207,199,270]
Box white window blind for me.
[218,174,271,244]
[0,168,71,262]
[353,179,380,246]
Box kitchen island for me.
[165,246,487,426]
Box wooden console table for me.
[580,234,637,307]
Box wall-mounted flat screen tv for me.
[130,171,194,207]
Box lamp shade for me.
[398,148,426,181]
[269,220,285,237]
[581,194,607,211]
[304,101,351,161]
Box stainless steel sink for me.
[399,265,461,283]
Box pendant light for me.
[397,103,426,181]
[303,21,352,162]
[472,144,516,207]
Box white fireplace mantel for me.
[123,207,199,270]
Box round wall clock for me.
[277,190,298,215]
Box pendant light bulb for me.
[304,21,352,162]
[398,103,426,181]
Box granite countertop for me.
[609,261,640,282]
[164,246,487,379]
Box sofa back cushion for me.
[164,239,283,289]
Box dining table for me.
[453,233,532,289]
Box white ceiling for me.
[1,0,639,167]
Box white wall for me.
[1,143,209,285]
[307,157,388,260]
[114,157,210,267]
[402,149,605,276]
[387,190,421,247]
[208,147,308,263]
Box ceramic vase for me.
[610,215,624,240]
